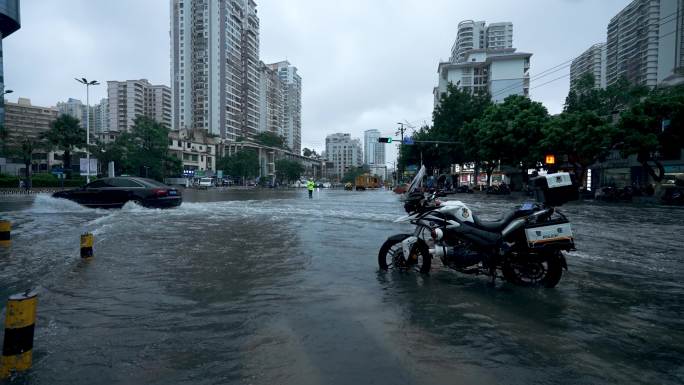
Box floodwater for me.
[1,188,683,384]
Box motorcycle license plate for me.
[525,223,573,246]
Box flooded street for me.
[1,189,683,384]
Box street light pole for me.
[75,78,99,183]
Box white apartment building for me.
[258,61,283,134]
[107,79,171,132]
[450,20,513,63]
[55,98,88,127]
[363,129,385,166]
[570,43,607,90]
[91,98,110,133]
[171,0,260,141]
[435,48,531,105]
[657,0,684,84]
[606,0,684,87]
[325,133,362,181]
[268,61,302,154]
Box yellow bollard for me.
[0,220,10,247]
[80,233,94,259]
[1,290,38,379]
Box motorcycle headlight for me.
[430,228,443,241]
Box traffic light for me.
[378,137,393,143]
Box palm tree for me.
[42,114,85,177]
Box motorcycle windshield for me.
[406,165,426,194]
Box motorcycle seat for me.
[472,209,521,232]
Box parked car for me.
[53,177,182,209]
[198,178,214,189]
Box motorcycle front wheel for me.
[378,236,431,274]
[502,251,563,288]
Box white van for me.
[198,178,213,189]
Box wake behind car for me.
[53,177,182,209]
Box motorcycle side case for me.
[530,172,579,206]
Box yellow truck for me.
[355,174,381,191]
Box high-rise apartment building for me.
[657,0,684,84]
[570,43,607,90]
[437,20,525,105]
[258,62,283,134]
[171,0,260,140]
[56,98,88,126]
[486,22,514,50]
[435,48,531,105]
[268,61,302,154]
[606,0,684,87]
[450,20,513,63]
[325,133,362,181]
[91,98,110,133]
[108,79,171,132]
[363,129,385,166]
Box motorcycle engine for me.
[445,246,482,268]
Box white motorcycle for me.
[378,166,577,288]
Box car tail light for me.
[152,189,168,197]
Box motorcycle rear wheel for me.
[502,251,563,288]
[378,237,431,274]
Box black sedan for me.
[53,177,182,209]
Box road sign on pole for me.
[403,137,414,145]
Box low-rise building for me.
[168,129,219,175]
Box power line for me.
[491,9,682,99]
[491,59,573,99]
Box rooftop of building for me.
[438,48,532,71]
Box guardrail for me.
[0,188,65,195]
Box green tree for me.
[102,116,180,180]
[471,95,549,184]
[255,132,288,149]
[616,85,684,182]
[0,125,8,156]
[400,84,491,172]
[42,114,85,177]
[275,159,305,183]
[218,149,259,184]
[541,111,616,185]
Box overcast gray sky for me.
[4,0,630,162]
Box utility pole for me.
[396,122,405,183]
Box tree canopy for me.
[218,149,260,182]
[275,159,304,183]
[93,116,180,180]
[42,114,85,175]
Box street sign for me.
[217,170,223,179]
[403,137,414,145]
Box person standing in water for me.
[307,179,315,199]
